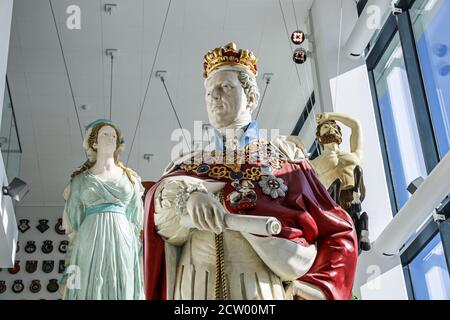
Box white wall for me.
[0,0,16,268]
[310,0,408,299]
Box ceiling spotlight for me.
[80,104,91,111]
[293,48,309,64]
[291,30,306,45]
[3,177,29,202]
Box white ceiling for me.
[6,0,316,206]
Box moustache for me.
[319,132,342,145]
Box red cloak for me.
[143,159,358,300]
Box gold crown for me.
[203,42,258,78]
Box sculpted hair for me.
[237,71,260,112]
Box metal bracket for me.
[391,1,403,16]
[262,73,274,83]
[433,209,446,223]
[104,4,118,15]
[433,197,450,223]
[105,49,118,58]
[202,123,213,130]
[143,154,154,162]
[155,70,167,81]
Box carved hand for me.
[315,112,330,124]
[186,191,225,234]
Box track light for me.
[293,48,310,64]
[291,30,306,45]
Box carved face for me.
[95,125,118,155]
[205,70,249,129]
[317,121,342,145]
[319,121,339,136]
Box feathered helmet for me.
[82,119,125,163]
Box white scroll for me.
[180,213,282,236]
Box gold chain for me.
[214,191,228,300]
[214,233,228,300]
[179,140,286,183]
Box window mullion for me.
[368,70,399,214]
[437,199,450,274]
[396,10,440,173]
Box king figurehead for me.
[143,42,358,301]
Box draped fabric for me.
[62,171,144,300]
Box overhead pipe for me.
[373,152,450,256]
[344,0,398,59]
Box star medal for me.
[258,175,288,199]
[225,179,258,212]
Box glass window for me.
[409,233,450,300]
[373,33,428,209]
[1,80,21,179]
[411,0,450,158]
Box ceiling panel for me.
[25,72,69,96]
[102,25,143,54]
[65,51,103,76]
[17,19,59,50]
[101,0,144,28]
[74,95,106,119]
[21,50,64,74]
[57,22,103,53]
[12,0,55,23]
[110,52,143,77]
[7,0,317,206]
[68,71,104,97]
[6,72,28,96]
